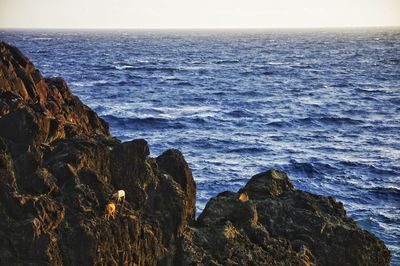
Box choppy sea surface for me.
[1,29,399,263]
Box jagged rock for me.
[0,42,109,147]
[0,42,195,265]
[182,170,391,265]
[239,169,294,198]
[157,149,196,222]
[0,41,391,265]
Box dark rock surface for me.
[184,170,391,265]
[0,41,391,265]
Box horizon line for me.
[1,25,400,31]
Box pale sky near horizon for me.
[0,0,399,29]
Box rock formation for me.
[0,41,391,265]
[181,170,391,265]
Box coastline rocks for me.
[182,170,391,265]
[0,41,194,265]
[0,41,391,265]
[0,42,109,147]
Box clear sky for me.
[1,0,399,29]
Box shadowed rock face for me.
[0,42,391,265]
[0,41,195,265]
[0,42,109,146]
[184,170,391,265]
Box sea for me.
[1,29,399,264]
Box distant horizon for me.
[1,25,400,31]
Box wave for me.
[267,121,291,127]
[318,117,364,125]
[238,90,261,97]
[115,66,180,72]
[389,58,400,65]
[290,64,312,69]
[31,37,52,41]
[239,70,254,76]
[295,117,364,126]
[127,74,146,80]
[214,59,240,64]
[367,165,400,177]
[389,98,400,105]
[176,81,192,86]
[355,87,396,94]
[114,65,135,70]
[225,110,254,118]
[339,161,399,176]
[113,80,134,86]
[226,147,267,153]
[267,116,363,128]
[212,91,226,96]
[91,65,116,71]
[70,80,109,87]
[288,159,323,178]
[331,83,354,88]
[385,185,400,191]
[368,186,400,203]
[262,71,276,75]
[102,115,186,129]
[104,115,168,124]
[192,97,208,103]
[163,76,182,81]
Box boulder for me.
[182,170,391,265]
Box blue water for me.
[1,29,399,263]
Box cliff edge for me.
[0,42,391,265]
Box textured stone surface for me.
[184,170,391,265]
[0,42,194,265]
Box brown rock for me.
[182,170,391,265]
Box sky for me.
[0,0,399,29]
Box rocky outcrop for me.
[0,41,195,265]
[0,41,391,265]
[181,170,391,265]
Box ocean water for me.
[1,29,399,263]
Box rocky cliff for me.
[0,41,391,265]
